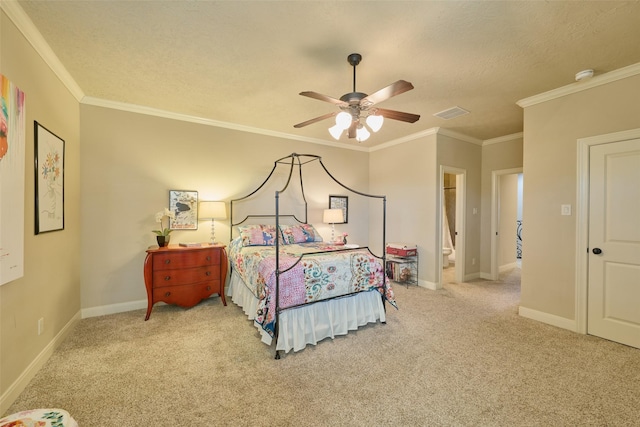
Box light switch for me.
[561,204,571,216]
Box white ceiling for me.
[13,1,640,147]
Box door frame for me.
[576,127,640,334]
[438,166,466,285]
[490,168,523,281]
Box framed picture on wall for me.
[329,195,348,224]
[169,190,198,230]
[35,121,65,234]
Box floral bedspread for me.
[229,238,396,337]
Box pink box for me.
[386,243,417,257]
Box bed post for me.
[382,196,388,315]
[274,189,281,360]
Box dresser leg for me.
[145,305,152,321]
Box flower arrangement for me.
[153,208,175,237]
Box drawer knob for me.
[165,292,171,297]
[205,271,211,276]
[206,256,211,261]
[164,275,171,281]
[207,286,211,291]
[164,259,171,265]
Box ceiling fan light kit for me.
[294,53,420,142]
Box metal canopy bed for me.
[228,153,396,359]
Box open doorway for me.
[440,166,465,285]
[491,168,523,280]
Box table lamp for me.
[323,208,344,243]
[199,201,227,244]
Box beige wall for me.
[521,73,640,321]
[369,134,438,284]
[79,105,372,312]
[479,137,523,275]
[370,131,483,288]
[0,11,81,410]
[437,134,482,280]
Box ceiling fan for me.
[294,53,420,142]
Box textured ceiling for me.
[14,1,640,147]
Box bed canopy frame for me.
[229,153,389,358]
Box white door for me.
[588,138,640,348]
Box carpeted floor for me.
[5,266,640,426]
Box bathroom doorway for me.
[440,167,465,285]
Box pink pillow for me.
[238,225,281,246]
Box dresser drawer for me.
[152,265,220,287]
[153,249,220,271]
[152,281,219,308]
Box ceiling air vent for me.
[433,106,469,120]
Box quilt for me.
[229,238,396,337]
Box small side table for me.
[143,243,227,320]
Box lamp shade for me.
[199,201,227,219]
[323,208,344,224]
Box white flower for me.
[153,208,176,236]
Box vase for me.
[157,235,170,247]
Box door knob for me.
[592,248,602,255]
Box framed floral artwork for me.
[35,121,64,234]
[169,190,198,230]
[329,195,348,224]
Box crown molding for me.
[517,62,640,108]
[1,1,84,101]
[81,97,369,152]
[369,127,440,151]
[483,132,523,146]
[370,127,485,152]
[437,128,483,146]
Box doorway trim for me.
[490,168,523,281]
[576,127,640,334]
[439,166,466,286]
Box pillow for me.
[238,225,281,246]
[280,224,322,244]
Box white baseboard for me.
[0,311,81,415]
[480,272,493,280]
[81,299,147,319]
[464,272,481,282]
[499,262,518,272]
[419,279,439,290]
[518,306,577,332]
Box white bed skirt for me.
[227,269,387,353]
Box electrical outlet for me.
[38,317,44,335]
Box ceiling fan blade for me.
[293,111,337,128]
[376,108,421,123]
[347,121,357,138]
[360,80,414,107]
[299,91,348,106]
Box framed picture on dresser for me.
[169,190,198,230]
